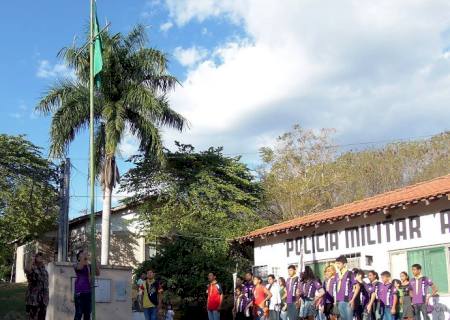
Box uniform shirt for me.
[243,281,255,309]
[286,276,299,304]
[25,265,49,306]
[334,269,356,302]
[377,282,397,307]
[267,283,281,310]
[235,294,248,313]
[207,281,223,311]
[409,276,433,305]
[357,281,370,307]
[323,278,336,304]
[298,279,322,299]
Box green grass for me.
[0,283,27,320]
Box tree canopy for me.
[121,143,263,302]
[0,135,58,280]
[259,124,450,221]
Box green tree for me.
[259,125,450,221]
[0,135,58,280]
[121,143,263,303]
[36,25,186,264]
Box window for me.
[145,243,157,260]
[365,255,373,266]
[407,246,448,293]
[253,265,268,280]
[272,267,280,277]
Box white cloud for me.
[160,21,173,32]
[36,60,75,79]
[173,46,208,67]
[161,0,450,162]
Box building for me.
[239,174,450,307]
[15,204,154,283]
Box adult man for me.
[409,264,437,320]
[267,274,281,320]
[24,252,49,320]
[334,256,359,320]
[74,249,100,320]
[377,271,397,320]
[207,272,223,320]
[286,265,299,320]
[143,269,163,320]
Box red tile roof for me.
[239,174,450,241]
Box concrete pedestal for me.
[46,262,132,320]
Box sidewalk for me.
[132,311,145,320]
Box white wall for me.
[252,198,450,308]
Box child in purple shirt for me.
[322,265,337,320]
[242,272,255,318]
[353,269,370,320]
[377,271,398,320]
[408,264,438,320]
[334,256,359,320]
[298,266,324,320]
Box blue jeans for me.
[143,307,157,320]
[74,292,91,320]
[287,303,298,320]
[208,310,220,320]
[338,302,353,320]
[381,306,393,320]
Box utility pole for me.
[57,158,70,262]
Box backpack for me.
[145,280,160,306]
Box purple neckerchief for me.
[286,276,299,304]
[409,277,433,305]
[377,282,397,307]
[323,278,336,304]
[334,270,356,302]
[243,281,254,307]
[235,294,248,313]
[299,279,322,299]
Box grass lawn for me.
[0,282,27,320]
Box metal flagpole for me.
[89,0,97,318]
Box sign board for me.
[71,277,112,303]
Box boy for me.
[286,265,299,320]
[334,255,359,320]
[243,272,255,320]
[74,249,100,320]
[377,271,397,320]
[142,269,163,320]
[207,272,223,320]
[408,264,437,320]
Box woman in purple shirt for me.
[298,266,324,320]
[74,249,100,320]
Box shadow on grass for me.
[0,283,27,319]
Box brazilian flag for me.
[93,2,103,88]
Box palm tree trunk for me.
[101,185,112,265]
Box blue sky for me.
[2,0,450,218]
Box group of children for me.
[232,255,438,320]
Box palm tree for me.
[36,25,186,265]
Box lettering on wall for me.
[285,214,449,257]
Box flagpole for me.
[89,0,97,318]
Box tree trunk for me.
[101,185,112,265]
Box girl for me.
[392,279,402,320]
[234,286,248,320]
[251,276,272,320]
[399,272,413,320]
[322,265,337,320]
[298,266,324,320]
[279,277,288,320]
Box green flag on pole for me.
[93,2,103,88]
